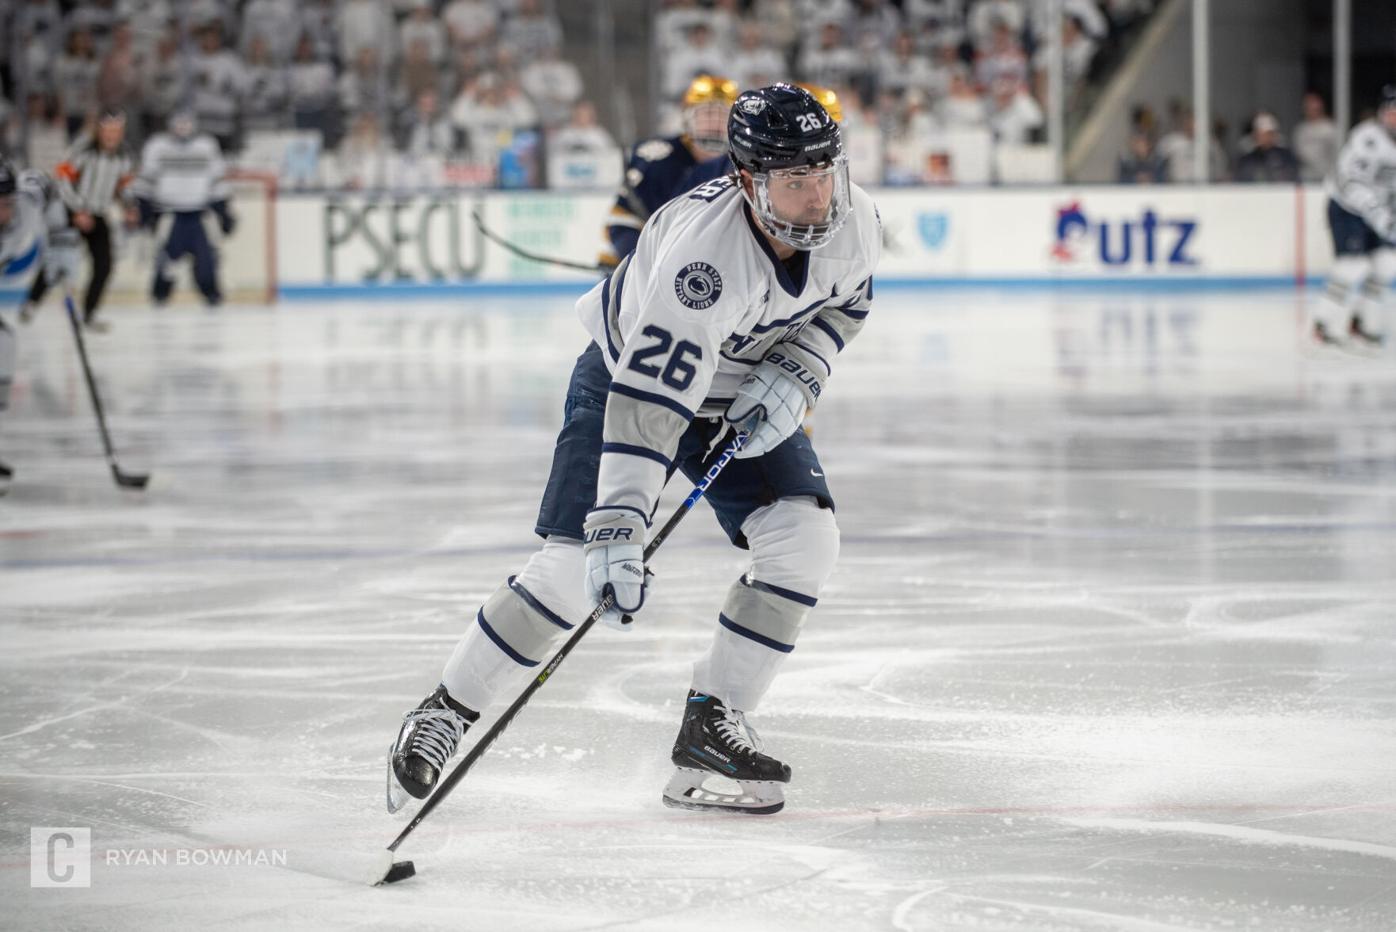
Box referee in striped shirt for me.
[22,109,137,332]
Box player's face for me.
[765,165,837,226]
[685,103,729,156]
[0,194,13,229]
[1382,105,1396,135]
[97,119,125,150]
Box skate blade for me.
[661,767,785,815]
[385,745,410,815]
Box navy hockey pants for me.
[534,342,835,549]
[154,212,221,304]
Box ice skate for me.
[386,685,479,813]
[0,459,11,495]
[662,691,790,815]
[1349,316,1385,350]
[17,301,38,324]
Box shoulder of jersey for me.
[649,187,751,320]
[632,136,679,164]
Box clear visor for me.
[745,156,851,251]
[683,102,729,155]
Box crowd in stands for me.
[1118,91,1344,185]
[0,0,1172,189]
[0,0,612,188]
[654,0,1158,184]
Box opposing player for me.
[0,157,80,489]
[598,74,738,270]
[21,108,136,332]
[130,112,235,307]
[1313,85,1396,348]
[389,84,879,815]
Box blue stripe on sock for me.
[717,613,795,653]
[476,608,540,667]
[601,442,672,469]
[742,575,818,607]
[507,575,574,630]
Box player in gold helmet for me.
[600,74,739,269]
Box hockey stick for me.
[374,429,749,885]
[470,208,606,273]
[62,292,150,490]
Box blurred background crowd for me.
[0,0,1383,190]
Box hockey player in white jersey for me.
[0,157,80,489]
[388,84,879,814]
[131,112,236,306]
[1313,85,1396,347]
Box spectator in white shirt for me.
[798,20,865,92]
[400,0,448,66]
[664,22,729,99]
[243,34,291,131]
[338,0,398,68]
[241,0,299,64]
[968,0,1025,49]
[1292,91,1340,183]
[298,0,340,64]
[937,66,988,128]
[975,20,1029,90]
[339,46,393,127]
[54,27,101,138]
[189,22,248,148]
[399,89,460,157]
[550,100,618,154]
[1154,103,1226,182]
[501,0,564,61]
[289,33,337,137]
[985,75,1042,145]
[847,0,902,55]
[877,29,937,98]
[442,0,498,49]
[728,19,788,92]
[520,44,585,128]
[1031,13,1098,104]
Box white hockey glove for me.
[724,346,825,459]
[43,228,82,286]
[583,507,651,630]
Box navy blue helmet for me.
[727,83,843,175]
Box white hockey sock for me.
[1315,255,1370,332]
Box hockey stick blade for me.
[374,858,416,886]
[113,465,150,489]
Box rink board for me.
[0,184,1338,304]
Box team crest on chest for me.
[674,262,723,310]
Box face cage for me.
[683,102,729,154]
[744,157,851,251]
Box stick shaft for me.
[387,431,747,852]
[471,209,603,273]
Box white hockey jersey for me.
[576,175,880,519]
[0,171,67,290]
[1326,119,1396,239]
[132,133,229,213]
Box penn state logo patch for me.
[674,262,723,310]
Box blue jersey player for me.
[599,74,738,270]
[389,84,881,816]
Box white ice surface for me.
[2,289,1395,931]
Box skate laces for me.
[402,705,466,771]
[714,706,763,756]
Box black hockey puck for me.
[382,860,416,884]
